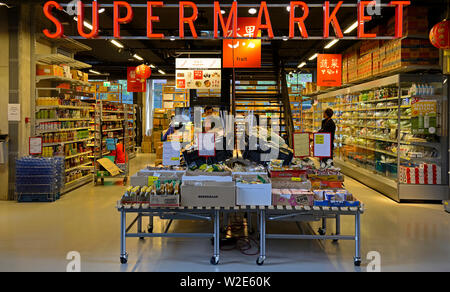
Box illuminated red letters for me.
[323,1,343,38]
[214,1,238,39]
[179,1,198,39]
[147,1,165,39]
[43,1,64,38]
[289,2,309,38]
[253,1,274,39]
[114,1,134,38]
[390,1,411,38]
[77,1,99,39]
[358,1,377,38]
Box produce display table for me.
[116,203,364,266]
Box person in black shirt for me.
[318,108,336,163]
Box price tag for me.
[171,157,180,161]
[316,135,325,145]
[148,176,159,186]
[291,177,302,182]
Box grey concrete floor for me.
[0,154,449,272]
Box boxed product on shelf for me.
[141,141,152,153]
[36,64,64,77]
[234,174,272,206]
[149,180,181,207]
[271,176,312,190]
[70,70,84,81]
[272,189,314,207]
[386,7,429,37]
[313,190,360,207]
[270,169,308,179]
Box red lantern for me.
[430,20,450,49]
[135,64,151,82]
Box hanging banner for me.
[223,17,261,68]
[176,58,222,90]
[411,99,438,135]
[317,54,342,87]
[127,67,146,92]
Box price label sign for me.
[313,133,332,158]
[29,137,42,155]
[163,142,181,166]
[291,177,302,182]
[316,135,325,145]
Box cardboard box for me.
[83,72,89,82]
[143,136,152,142]
[130,174,150,187]
[181,181,236,207]
[141,142,152,153]
[272,192,314,207]
[36,64,64,77]
[71,70,83,80]
[271,177,312,190]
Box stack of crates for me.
[16,157,65,202]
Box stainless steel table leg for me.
[319,217,327,235]
[137,213,143,239]
[333,214,341,242]
[148,215,153,233]
[354,212,361,266]
[120,209,128,264]
[257,209,266,265]
[211,209,220,265]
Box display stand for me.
[117,203,364,266]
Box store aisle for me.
[0,154,448,272]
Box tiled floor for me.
[0,154,448,272]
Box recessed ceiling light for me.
[282,37,288,41]
[324,39,339,49]
[309,53,318,61]
[110,39,124,48]
[248,8,257,15]
[344,21,358,34]
[221,10,226,14]
[286,6,291,12]
[170,37,176,41]
[133,54,143,61]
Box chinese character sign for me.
[127,67,146,92]
[223,17,261,68]
[317,54,342,87]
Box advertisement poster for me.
[127,67,146,92]
[293,133,311,158]
[176,58,221,90]
[223,17,261,68]
[29,137,42,155]
[317,54,342,87]
[411,99,438,135]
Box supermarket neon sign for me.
[43,1,410,40]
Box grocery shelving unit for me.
[33,40,95,194]
[317,73,448,202]
[92,83,129,185]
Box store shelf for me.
[37,127,90,134]
[62,174,93,194]
[36,75,91,86]
[65,151,93,160]
[36,105,91,110]
[102,128,124,133]
[65,162,93,173]
[36,54,92,69]
[36,118,91,122]
[43,138,92,147]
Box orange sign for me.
[317,54,342,87]
[223,17,261,68]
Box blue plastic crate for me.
[16,184,58,194]
[344,201,361,207]
[330,201,346,207]
[17,193,60,203]
[314,200,330,207]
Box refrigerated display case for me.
[317,73,449,202]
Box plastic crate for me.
[17,193,60,203]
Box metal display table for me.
[116,203,364,266]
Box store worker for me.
[162,115,185,142]
[318,108,336,163]
[203,106,224,136]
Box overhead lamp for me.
[98,8,105,14]
[110,39,124,48]
[298,62,306,68]
[324,39,339,49]
[158,69,166,75]
[286,6,291,12]
[170,37,176,41]
[282,37,288,41]
[149,64,156,69]
[248,8,257,15]
[89,69,101,75]
[221,10,226,14]
[344,21,358,34]
[309,53,318,61]
[133,54,144,61]
[73,16,93,30]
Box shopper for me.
[162,116,175,142]
[318,108,336,165]
[203,106,224,136]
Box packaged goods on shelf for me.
[399,164,442,185]
[313,189,360,207]
[36,64,64,77]
[234,174,272,206]
[272,188,314,207]
[141,141,152,153]
[181,180,236,208]
[271,176,312,190]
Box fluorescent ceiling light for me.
[221,10,226,14]
[133,54,144,61]
[309,53,318,61]
[110,39,124,48]
[170,37,176,41]
[89,69,101,75]
[99,8,105,14]
[282,37,288,41]
[298,62,306,68]
[73,17,93,30]
[158,69,166,75]
[344,21,358,34]
[324,39,339,49]
[149,64,156,69]
[248,8,257,15]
